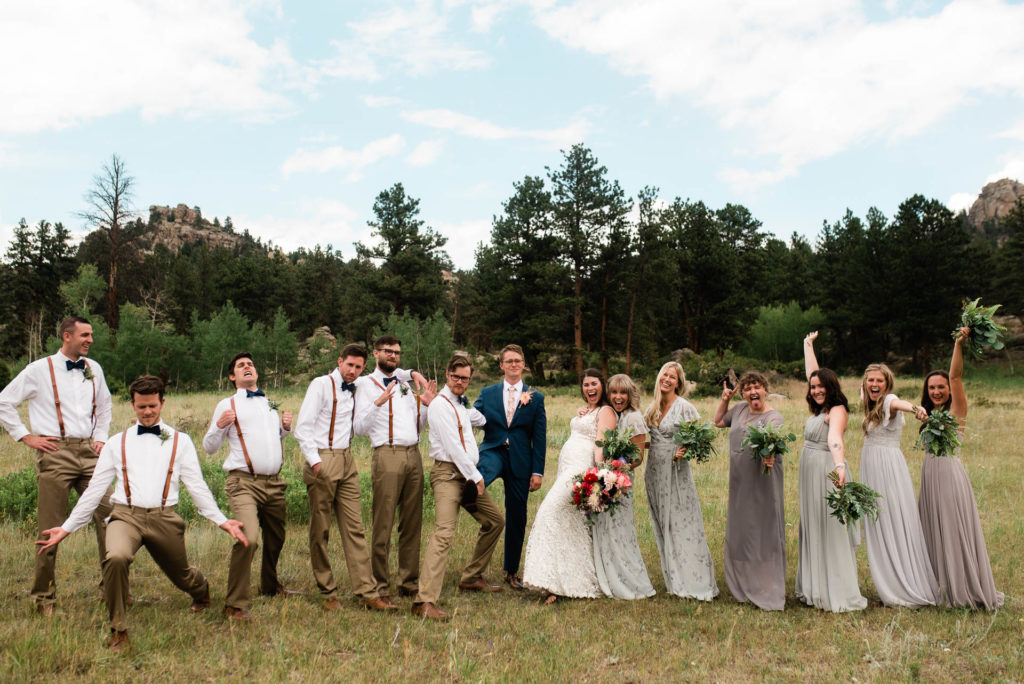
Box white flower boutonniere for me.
[267,398,281,412]
[520,390,533,407]
[400,384,409,397]
[82,366,94,381]
[159,428,172,443]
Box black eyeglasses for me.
[448,372,472,383]
[378,348,402,356]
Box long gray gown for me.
[593,410,656,600]
[645,397,718,600]
[723,402,786,611]
[859,394,937,607]
[795,412,867,612]
[919,449,1003,610]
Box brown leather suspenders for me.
[46,357,97,439]
[438,395,467,451]
[229,397,256,475]
[121,428,180,507]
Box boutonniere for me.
[267,398,281,412]
[159,428,171,443]
[520,390,533,407]
[400,384,409,397]
[82,366,94,381]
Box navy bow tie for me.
[246,389,265,398]
[382,376,398,386]
[66,359,85,371]
[457,395,468,407]
[341,381,356,393]
[137,424,162,436]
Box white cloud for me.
[235,199,370,253]
[434,218,491,269]
[407,140,446,166]
[0,0,306,134]
[986,156,1024,184]
[317,1,490,81]
[362,95,405,108]
[996,120,1024,142]
[946,192,977,214]
[281,134,405,181]
[527,0,1024,191]
[402,108,589,147]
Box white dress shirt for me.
[0,351,112,443]
[353,368,426,448]
[427,386,486,482]
[61,422,228,532]
[203,388,288,475]
[294,368,414,466]
[503,379,524,421]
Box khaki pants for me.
[416,460,504,605]
[34,437,111,606]
[304,448,378,601]
[224,471,287,610]
[104,504,209,632]
[370,444,423,596]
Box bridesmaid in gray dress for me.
[796,332,866,612]
[917,328,1003,609]
[714,371,785,611]
[859,363,937,607]
[592,374,656,600]
[643,362,718,600]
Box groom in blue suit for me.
[474,344,546,590]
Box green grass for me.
[0,378,1021,681]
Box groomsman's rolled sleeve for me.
[90,365,113,443]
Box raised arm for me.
[803,331,819,380]
[593,406,617,464]
[713,382,736,428]
[949,327,969,421]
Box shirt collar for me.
[503,379,523,393]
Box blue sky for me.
[2,0,1023,269]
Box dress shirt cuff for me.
[532,473,542,478]
[469,471,483,484]
[205,511,229,526]
[10,426,30,443]
[303,449,322,467]
[92,431,109,444]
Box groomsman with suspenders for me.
[203,352,295,621]
[36,375,247,651]
[413,354,504,620]
[0,316,113,615]
[293,343,421,612]
[353,335,435,603]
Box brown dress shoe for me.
[377,595,398,608]
[503,573,525,591]
[190,599,211,613]
[411,602,449,620]
[362,597,399,612]
[36,604,56,617]
[109,630,130,652]
[458,578,503,593]
[323,597,342,611]
[224,606,252,622]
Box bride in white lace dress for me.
[523,369,617,601]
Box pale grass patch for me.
[0,379,1021,680]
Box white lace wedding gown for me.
[522,409,602,598]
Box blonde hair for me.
[607,374,641,413]
[861,363,895,433]
[644,361,686,427]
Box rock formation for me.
[966,179,1024,244]
[144,204,252,252]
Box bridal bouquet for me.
[824,470,882,526]
[955,298,1007,361]
[915,408,962,458]
[672,421,718,463]
[570,464,633,523]
[741,422,796,475]
[596,427,641,467]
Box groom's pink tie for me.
[505,386,516,426]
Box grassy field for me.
[0,374,1021,682]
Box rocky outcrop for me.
[144,204,251,252]
[967,179,1024,244]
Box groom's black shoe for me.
[503,572,524,591]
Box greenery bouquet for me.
[956,298,1007,360]
[915,408,963,457]
[596,427,641,467]
[741,422,796,475]
[672,421,718,463]
[824,470,882,525]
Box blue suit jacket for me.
[474,382,547,479]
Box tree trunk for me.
[625,252,647,375]
[573,268,583,381]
